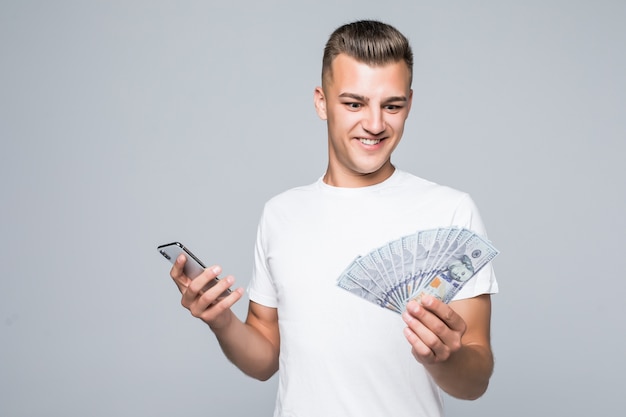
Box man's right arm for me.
[210,301,279,381]
[171,255,280,381]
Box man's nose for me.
[362,108,385,136]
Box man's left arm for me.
[402,294,494,400]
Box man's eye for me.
[346,102,361,109]
[385,105,402,111]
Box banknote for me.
[336,227,499,313]
[337,260,401,312]
[354,255,394,300]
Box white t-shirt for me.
[248,170,498,417]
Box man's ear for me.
[313,86,328,120]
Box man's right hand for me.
[170,254,244,329]
[169,254,279,381]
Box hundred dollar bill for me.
[339,258,386,298]
[377,243,404,302]
[337,269,401,313]
[399,234,418,295]
[421,227,472,284]
[336,226,499,313]
[409,229,438,294]
[367,249,404,308]
[421,228,453,277]
[388,239,407,301]
[409,231,499,304]
[353,255,404,310]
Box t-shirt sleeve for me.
[450,193,499,301]
[247,207,279,308]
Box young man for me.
[170,20,498,417]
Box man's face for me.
[314,54,413,187]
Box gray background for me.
[1,1,624,416]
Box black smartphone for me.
[157,242,231,297]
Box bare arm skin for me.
[170,254,280,381]
[402,294,494,400]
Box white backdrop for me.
[1,1,625,416]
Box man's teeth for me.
[359,138,381,145]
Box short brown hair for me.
[322,20,413,87]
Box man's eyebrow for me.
[338,93,408,103]
[383,96,408,103]
[338,92,369,102]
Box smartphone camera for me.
[159,250,171,260]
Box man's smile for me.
[358,138,383,145]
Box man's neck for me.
[323,164,396,188]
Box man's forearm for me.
[211,310,280,381]
[425,342,494,400]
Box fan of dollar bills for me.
[336,227,499,313]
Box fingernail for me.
[225,275,235,285]
[212,265,222,275]
[409,303,421,315]
[402,311,413,323]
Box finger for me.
[190,276,240,320]
[416,296,466,353]
[197,271,235,304]
[404,298,465,360]
[419,295,465,332]
[200,286,246,324]
[187,265,223,294]
[405,297,458,339]
[182,265,222,309]
[402,305,445,357]
[403,326,437,364]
